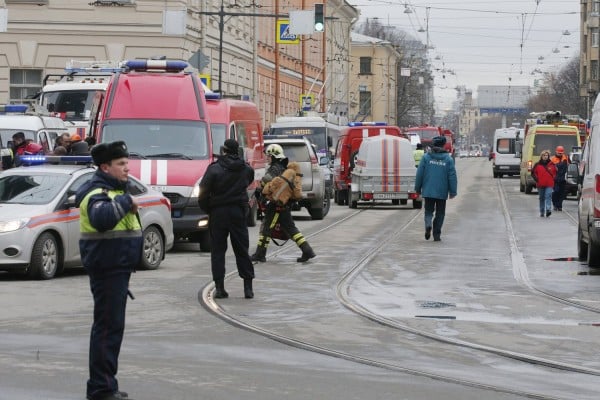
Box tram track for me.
[199,197,584,399]
[497,179,600,314]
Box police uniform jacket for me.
[415,147,458,199]
[75,169,143,275]
[198,153,254,211]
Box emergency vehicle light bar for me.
[205,92,221,100]
[19,155,93,165]
[66,60,123,73]
[348,121,387,127]
[123,60,188,72]
[0,104,29,113]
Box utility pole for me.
[195,2,287,94]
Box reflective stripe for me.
[81,230,142,240]
[80,187,141,234]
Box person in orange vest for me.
[550,145,570,211]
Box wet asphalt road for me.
[1,157,599,400]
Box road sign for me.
[276,20,299,44]
[198,74,211,90]
[300,94,314,111]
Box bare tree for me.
[527,56,586,116]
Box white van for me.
[0,114,68,153]
[491,127,521,178]
[578,97,600,266]
[349,135,421,209]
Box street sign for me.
[198,74,211,90]
[300,94,314,111]
[188,51,210,71]
[276,20,299,44]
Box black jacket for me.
[198,154,254,211]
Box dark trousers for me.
[87,271,131,400]
[424,197,447,238]
[258,204,304,246]
[209,205,254,281]
[552,181,566,209]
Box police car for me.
[0,155,174,279]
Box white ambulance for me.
[37,60,122,138]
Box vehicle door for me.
[37,130,57,153]
[60,171,94,263]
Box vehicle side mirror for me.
[319,156,329,166]
[67,193,77,208]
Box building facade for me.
[348,32,400,123]
[580,0,600,118]
[0,0,358,129]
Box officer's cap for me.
[91,141,129,166]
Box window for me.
[592,60,599,81]
[593,1,600,15]
[10,69,42,104]
[359,57,372,74]
[592,28,599,48]
[358,91,371,116]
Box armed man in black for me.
[198,139,255,299]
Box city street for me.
[1,157,599,400]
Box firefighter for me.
[251,144,316,263]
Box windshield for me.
[270,126,327,152]
[101,120,210,159]
[40,90,98,122]
[414,129,440,140]
[0,130,36,148]
[0,173,69,204]
[533,135,579,156]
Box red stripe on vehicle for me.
[381,138,388,191]
[393,138,400,192]
[27,209,80,228]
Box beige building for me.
[349,32,400,123]
[0,0,358,129]
[458,90,480,137]
[580,0,600,118]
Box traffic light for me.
[314,3,324,32]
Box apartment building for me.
[0,0,358,129]
[580,0,600,117]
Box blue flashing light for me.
[348,121,387,127]
[19,155,93,165]
[205,92,222,100]
[0,104,29,114]
[124,60,188,72]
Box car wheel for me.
[247,202,257,227]
[413,199,423,209]
[321,193,331,217]
[28,232,60,280]
[588,229,600,268]
[348,191,357,209]
[138,225,164,270]
[199,232,211,252]
[578,225,588,261]
[335,190,346,206]
[309,203,326,220]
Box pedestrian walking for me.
[413,142,424,167]
[250,143,316,263]
[198,139,255,299]
[75,141,142,400]
[550,145,569,211]
[414,135,457,241]
[532,149,557,217]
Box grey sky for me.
[350,0,580,111]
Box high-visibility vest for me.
[79,187,141,239]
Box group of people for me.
[531,145,570,217]
[53,132,95,156]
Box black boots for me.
[244,279,254,299]
[297,242,316,262]
[214,279,228,298]
[251,245,267,262]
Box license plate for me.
[499,166,509,169]
[373,193,404,200]
[150,185,168,192]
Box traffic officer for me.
[76,141,142,400]
[413,142,424,167]
[198,139,255,299]
[250,144,316,263]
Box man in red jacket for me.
[531,149,557,217]
[11,131,43,167]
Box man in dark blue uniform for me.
[198,139,255,299]
[76,141,142,400]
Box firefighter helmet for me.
[265,143,285,159]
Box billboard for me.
[477,85,531,112]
